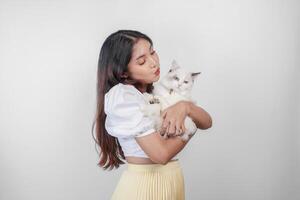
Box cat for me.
[140,59,201,141]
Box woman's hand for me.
[159,101,190,137]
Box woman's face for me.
[126,38,160,85]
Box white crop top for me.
[104,83,178,159]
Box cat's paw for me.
[179,129,197,141]
[180,133,190,141]
[149,97,160,104]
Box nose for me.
[149,57,156,68]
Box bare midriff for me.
[125,156,178,164]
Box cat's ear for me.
[171,59,180,68]
[169,59,180,72]
[191,72,201,81]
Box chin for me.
[154,75,160,82]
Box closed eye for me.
[138,60,146,65]
[138,50,156,65]
[184,81,188,84]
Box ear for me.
[191,72,201,81]
[169,59,180,72]
[121,72,129,78]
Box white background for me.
[0,0,299,199]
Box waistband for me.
[126,160,181,173]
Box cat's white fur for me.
[140,59,201,141]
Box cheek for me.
[132,69,153,82]
[136,71,148,80]
[172,80,178,87]
[185,83,192,90]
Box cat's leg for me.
[181,133,190,141]
[149,95,161,105]
[186,117,197,135]
[180,117,197,141]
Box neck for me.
[134,83,148,93]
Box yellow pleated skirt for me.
[111,160,185,200]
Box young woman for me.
[92,30,212,200]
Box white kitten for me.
[140,59,201,141]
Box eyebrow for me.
[135,45,153,60]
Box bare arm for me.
[160,101,213,136]
[185,101,213,130]
[135,101,212,165]
[135,131,193,165]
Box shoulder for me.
[106,82,141,95]
[104,83,146,114]
[104,83,156,138]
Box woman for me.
[92,30,212,200]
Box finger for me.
[182,123,186,133]
[175,126,182,136]
[160,127,167,139]
[162,119,170,129]
[161,110,167,119]
[165,124,170,137]
[163,132,169,139]
[167,124,175,137]
[180,127,185,136]
[175,122,182,136]
[168,122,176,136]
[158,127,163,136]
[159,125,166,136]
[162,128,167,137]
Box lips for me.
[155,68,160,75]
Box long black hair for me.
[92,30,154,170]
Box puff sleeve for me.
[104,84,156,138]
